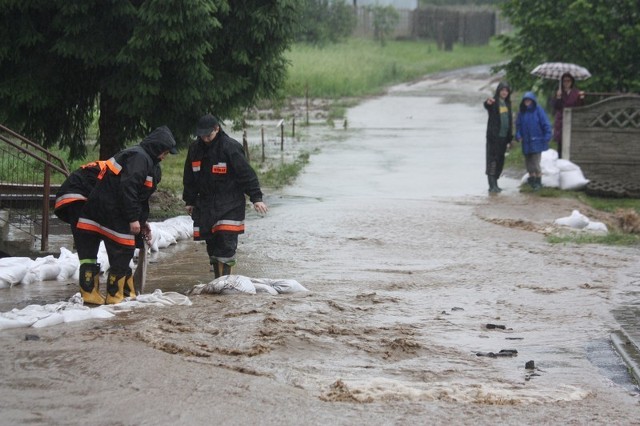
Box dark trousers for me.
[205,232,238,261]
[486,136,508,177]
[76,231,134,275]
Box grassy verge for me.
[284,37,508,98]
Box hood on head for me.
[140,126,178,160]
[495,81,511,99]
[520,91,538,111]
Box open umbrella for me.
[531,62,591,87]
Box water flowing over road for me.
[1,67,639,425]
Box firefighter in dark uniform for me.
[76,126,177,305]
[183,114,268,278]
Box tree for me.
[496,0,640,94]
[0,0,299,160]
[296,0,356,45]
[369,5,399,47]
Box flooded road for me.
[2,68,639,425]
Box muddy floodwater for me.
[1,68,639,425]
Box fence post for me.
[278,119,284,151]
[242,129,250,162]
[261,125,265,162]
[305,84,309,125]
[41,159,51,251]
[292,117,296,138]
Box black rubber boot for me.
[106,272,127,305]
[488,176,499,193]
[79,263,105,305]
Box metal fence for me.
[0,124,69,253]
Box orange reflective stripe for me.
[193,227,200,238]
[211,220,244,233]
[98,158,122,180]
[76,218,135,247]
[144,176,153,188]
[192,161,201,172]
[54,194,87,209]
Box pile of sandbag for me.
[521,149,590,190]
[554,210,608,233]
[188,275,309,296]
[0,215,194,288]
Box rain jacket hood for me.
[494,81,512,103]
[520,92,538,112]
[141,126,177,162]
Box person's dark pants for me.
[486,136,508,177]
[205,232,238,263]
[76,231,134,275]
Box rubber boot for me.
[494,176,503,192]
[106,272,127,305]
[210,258,234,279]
[123,273,137,300]
[533,176,543,191]
[488,176,499,193]
[527,176,535,189]
[79,263,105,305]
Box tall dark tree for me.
[0,0,299,160]
[496,0,640,94]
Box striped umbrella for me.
[531,62,592,81]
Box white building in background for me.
[352,0,418,9]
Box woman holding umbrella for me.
[553,72,585,158]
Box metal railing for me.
[0,123,69,252]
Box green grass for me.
[284,37,508,98]
[547,232,640,246]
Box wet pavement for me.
[2,66,640,424]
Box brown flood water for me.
[1,68,639,425]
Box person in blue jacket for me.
[515,92,552,190]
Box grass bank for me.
[284,37,507,98]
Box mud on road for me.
[1,68,639,425]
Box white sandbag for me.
[160,216,193,241]
[21,255,61,285]
[542,148,559,161]
[554,210,590,229]
[556,159,580,172]
[559,169,589,191]
[97,241,110,273]
[252,278,309,294]
[541,171,560,188]
[57,247,79,281]
[135,289,192,306]
[148,222,177,252]
[253,283,279,295]
[585,221,608,233]
[0,257,34,288]
[188,275,256,295]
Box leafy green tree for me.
[296,0,356,45]
[369,5,399,47]
[496,0,640,94]
[0,0,299,160]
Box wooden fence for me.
[564,95,640,193]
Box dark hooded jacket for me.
[516,92,552,155]
[182,129,263,240]
[77,126,176,248]
[54,160,108,224]
[484,81,513,142]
